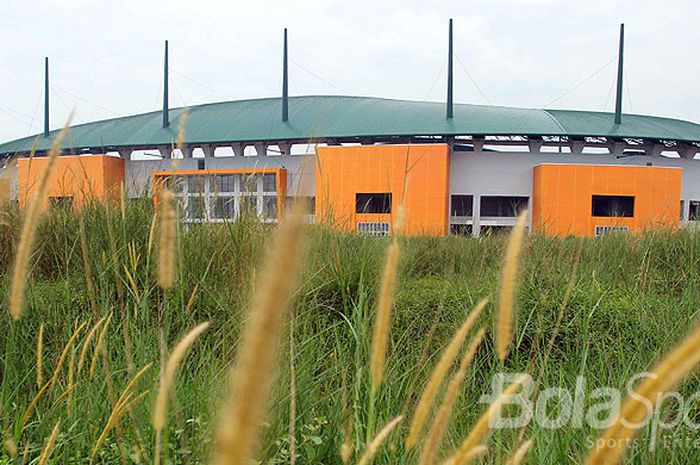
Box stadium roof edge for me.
[1,95,700,156]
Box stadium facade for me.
[2,23,700,237]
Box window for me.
[480,196,528,217]
[356,193,392,214]
[213,175,236,194]
[595,225,629,236]
[263,197,278,220]
[263,173,276,192]
[481,225,513,235]
[450,224,473,236]
[690,201,700,221]
[211,197,235,220]
[357,222,390,236]
[451,195,473,217]
[49,196,73,210]
[240,197,258,216]
[241,174,258,194]
[592,195,634,217]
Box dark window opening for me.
[49,196,73,210]
[451,195,474,217]
[690,201,700,221]
[356,193,392,214]
[480,196,528,217]
[592,195,634,217]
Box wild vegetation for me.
[3,141,700,464]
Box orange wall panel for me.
[316,144,450,236]
[18,155,125,208]
[532,164,681,236]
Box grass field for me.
[2,197,700,464]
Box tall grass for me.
[2,197,700,464]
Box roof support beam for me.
[614,23,624,125]
[282,28,289,122]
[446,18,454,119]
[163,40,169,129]
[44,57,50,138]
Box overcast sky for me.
[1,0,698,143]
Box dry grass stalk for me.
[340,436,352,465]
[37,420,61,465]
[9,120,71,320]
[153,323,210,429]
[78,317,105,373]
[0,169,10,210]
[92,364,151,457]
[49,321,87,394]
[495,210,528,361]
[3,437,17,457]
[406,298,488,449]
[450,373,530,465]
[418,328,486,465]
[20,381,50,429]
[356,415,404,465]
[153,322,210,465]
[585,322,700,465]
[370,239,401,391]
[157,189,176,290]
[176,107,189,151]
[90,314,112,379]
[506,438,533,465]
[37,323,44,388]
[212,209,306,465]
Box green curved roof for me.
[1,95,700,155]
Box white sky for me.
[1,0,699,143]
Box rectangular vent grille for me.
[357,222,390,236]
[595,225,629,236]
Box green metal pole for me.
[446,19,454,119]
[163,40,169,128]
[614,23,624,125]
[44,57,49,138]
[282,28,289,122]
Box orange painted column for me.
[17,154,125,208]
[316,144,450,236]
[532,164,681,236]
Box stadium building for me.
[2,23,700,237]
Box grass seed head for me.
[153,322,210,431]
[157,189,177,290]
[496,210,528,361]
[212,209,306,465]
[418,328,486,465]
[406,298,488,449]
[370,239,401,391]
[9,118,71,320]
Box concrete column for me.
[201,145,214,159]
[472,137,484,152]
[472,194,481,237]
[232,143,244,157]
[529,140,542,154]
[571,140,585,155]
[256,143,266,156]
[279,142,291,155]
[117,148,131,159]
[181,146,193,158]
